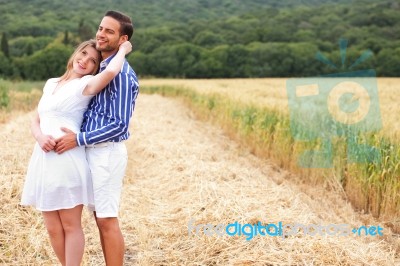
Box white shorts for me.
[86,142,127,218]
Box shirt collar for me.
[100,53,117,71]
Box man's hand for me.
[54,127,78,154]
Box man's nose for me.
[97,29,105,37]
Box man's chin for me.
[96,44,110,51]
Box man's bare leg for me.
[95,216,124,266]
[93,212,106,260]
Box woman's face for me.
[72,46,100,76]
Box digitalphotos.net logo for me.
[286,38,381,168]
[188,219,384,241]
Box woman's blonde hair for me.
[59,39,102,81]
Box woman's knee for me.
[62,220,83,234]
[42,211,63,236]
[45,223,64,238]
[58,206,83,233]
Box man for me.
[55,10,139,265]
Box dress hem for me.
[20,202,94,212]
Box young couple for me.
[20,10,139,266]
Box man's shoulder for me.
[121,60,135,73]
[121,61,139,83]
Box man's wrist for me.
[76,132,84,146]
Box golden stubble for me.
[141,78,400,140]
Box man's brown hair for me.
[105,10,134,40]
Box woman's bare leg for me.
[59,205,85,266]
[42,211,66,265]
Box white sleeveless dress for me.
[21,76,95,211]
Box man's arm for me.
[76,72,139,146]
[55,72,139,153]
[54,47,136,154]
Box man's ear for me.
[119,35,128,45]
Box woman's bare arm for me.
[83,41,132,96]
[31,111,56,152]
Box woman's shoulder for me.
[45,77,60,85]
[75,75,94,88]
[75,75,94,84]
[73,75,95,98]
[78,75,94,83]
[42,78,59,93]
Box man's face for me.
[96,16,125,56]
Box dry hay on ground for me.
[0,94,398,265]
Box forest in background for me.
[1,0,400,79]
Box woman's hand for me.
[119,41,132,55]
[36,133,56,153]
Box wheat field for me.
[1,83,399,265]
[141,78,400,230]
[141,78,400,140]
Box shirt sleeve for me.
[75,75,94,98]
[76,72,139,146]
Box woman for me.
[20,39,132,266]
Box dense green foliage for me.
[1,0,399,79]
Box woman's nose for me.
[81,57,90,65]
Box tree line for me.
[0,0,399,79]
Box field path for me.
[1,94,398,265]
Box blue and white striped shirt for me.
[76,54,139,146]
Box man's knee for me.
[96,217,121,234]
